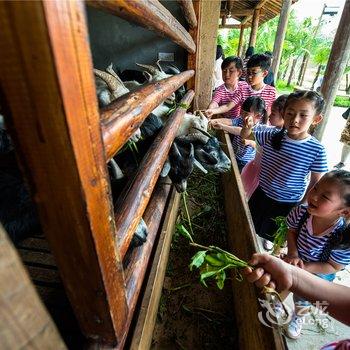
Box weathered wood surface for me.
[314,0,350,139]
[116,90,194,259]
[237,25,245,57]
[177,0,197,28]
[101,70,194,161]
[117,181,172,350]
[129,189,180,350]
[187,0,221,109]
[0,226,66,350]
[220,132,285,350]
[0,0,128,344]
[271,0,292,76]
[249,8,261,47]
[87,0,196,53]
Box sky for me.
[292,0,345,36]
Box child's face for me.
[222,62,241,86]
[307,177,350,219]
[242,108,260,125]
[283,99,322,140]
[269,106,284,127]
[246,66,268,87]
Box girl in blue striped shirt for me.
[241,90,328,249]
[284,170,350,338]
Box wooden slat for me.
[177,0,197,28]
[116,90,194,258]
[0,226,66,350]
[117,181,172,349]
[87,0,196,53]
[219,24,241,29]
[101,71,194,161]
[0,0,128,344]
[129,190,180,350]
[220,132,285,350]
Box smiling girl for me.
[284,170,350,338]
[240,90,329,249]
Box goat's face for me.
[169,142,194,193]
[190,114,208,133]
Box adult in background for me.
[213,45,225,90]
[240,46,254,81]
[263,51,275,87]
[334,107,350,169]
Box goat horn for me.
[156,59,164,72]
[94,69,122,92]
[136,63,159,74]
[192,126,212,139]
[193,158,208,174]
[106,63,120,80]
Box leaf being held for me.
[189,250,207,271]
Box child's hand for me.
[210,120,223,130]
[205,109,215,119]
[283,255,304,269]
[243,115,254,129]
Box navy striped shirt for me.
[231,117,256,163]
[253,126,328,202]
[287,205,350,266]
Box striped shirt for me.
[287,205,350,265]
[253,126,328,202]
[211,81,248,119]
[231,83,276,114]
[231,117,256,163]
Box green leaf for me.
[215,270,226,290]
[189,250,207,271]
[200,270,218,287]
[176,224,194,243]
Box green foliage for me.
[334,96,350,108]
[272,216,288,255]
[276,79,294,94]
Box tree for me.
[311,45,330,90]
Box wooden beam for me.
[220,9,253,17]
[219,24,241,29]
[101,70,194,161]
[249,8,261,47]
[87,0,196,53]
[0,0,128,344]
[177,0,197,29]
[241,15,252,25]
[116,91,195,259]
[220,132,286,350]
[0,226,66,349]
[129,189,180,350]
[187,0,221,109]
[116,181,172,349]
[314,0,350,140]
[237,25,245,57]
[271,0,292,76]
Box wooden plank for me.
[314,0,350,139]
[101,70,194,161]
[87,0,196,53]
[248,8,261,47]
[129,190,181,350]
[116,181,172,350]
[237,25,245,57]
[17,237,51,252]
[116,91,194,259]
[177,0,197,28]
[220,132,285,350]
[0,0,128,344]
[187,0,221,109]
[0,226,66,349]
[271,0,292,76]
[18,250,57,268]
[219,24,241,29]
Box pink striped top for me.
[211,81,248,119]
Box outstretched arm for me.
[244,253,350,326]
[205,101,236,118]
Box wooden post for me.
[248,9,260,47]
[177,0,197,28]
[88,0,196,53]
[0,226,66,349]
[271,0,292,77]
[314,0,350,140]
[0,0,128,345]
[237,25,245,57]
[187,0,221,109]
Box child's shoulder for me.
[262,84,276,94]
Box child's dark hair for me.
[272,94,288,113]
[271,90,325,151]
[241,96,268,124]
[221,56,243,70]
[245,46,254,58]
[247,54,271,71]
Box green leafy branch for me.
[272,216,288,256]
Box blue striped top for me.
[231,117,256,163]
[253,126,328,202]
[287,205,350,266]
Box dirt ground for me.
[151,171,238,350]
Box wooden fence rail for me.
[177,0,197,28]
